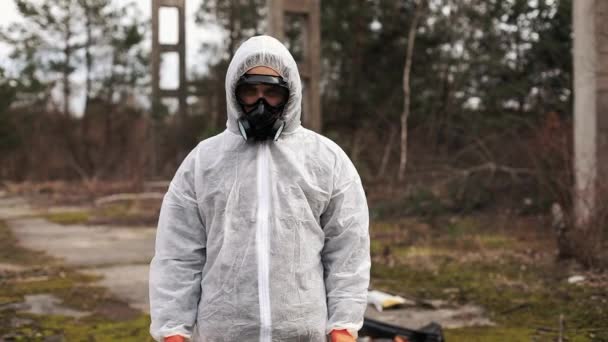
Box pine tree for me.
[0,0,148,114]
[2,0,84,115]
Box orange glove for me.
[330,329,355,342]
[164,336,185,342]
[330,330,410,342]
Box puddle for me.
[17,294,90,318]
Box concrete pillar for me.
[573,0,608,225]
[152,0,187,117]
[268,0,322,132]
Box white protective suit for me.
[149,35,370,342]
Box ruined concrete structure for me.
[268,0,322,131]
[151,0,187,117]
[151,0,322,131]
[573,0,608,225]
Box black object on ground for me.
[360,317,445,342]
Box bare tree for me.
[377,126,397,179]
[398,0,427,181]
[80,0,93,111]
[55,0,81,117]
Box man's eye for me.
[242,86,257,96]
[266,88,283,98]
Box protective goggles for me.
[235,74,290,108]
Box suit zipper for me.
[256,142,272,342]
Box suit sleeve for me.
[149,150,206,341]
[320,153,371,337]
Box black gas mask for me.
[235,74,290,141]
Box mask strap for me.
[274,121,285,141]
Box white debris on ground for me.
[13,294,90,318]
[367,290,413,312]
[366,289,494,330]
[567,275,585,284]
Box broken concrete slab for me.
[0,197,36,220]
[8,218,155,267]
[83,264,151,313]
[365,303,494,330]
[1,197,156,316]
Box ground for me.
[0,188,606,341]
[369,215,608,341]
[0,195,154,341]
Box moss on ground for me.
[98,203,132,219]
[3,212,607,341]
[92,201,159,226]
[41,203,157,226]
[370,215,608,342]
[0,220,49,265]
[44,211,90,225]
[1,313,153,341]
[444,326,533,342]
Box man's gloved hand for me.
[330,329,356,342]
[330,330,411,342]
[164,335,185,342]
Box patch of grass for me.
[2,268,98,303]
[40,201,158,227]
[372,217,608,342]
[444,326,533,342]
[372,260,608,341]
[370,239,385,255]
[420,217,516,253]
[44,211,90,225]
[393,246,452,258]
[92,201,159,226]
[53,314,153,342]
[442,217,480,238]
[0,269,148,340]
[0,220,48,265]
[98,203,132,218]
[8,275,80,296]
[1,313,153,341]
[0,267,150,340]
[371,221,402,234]
[475,235,514,249]
[371,188,448,220]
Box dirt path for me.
[0,196,154,314]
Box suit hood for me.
[225,35,302,135]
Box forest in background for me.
[1,0,599,265]
[2,2,608,340]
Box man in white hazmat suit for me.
[149,35,370,342]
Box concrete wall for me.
[597,2,608,184]
[574,0,608,225]
[268,0,322,132]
